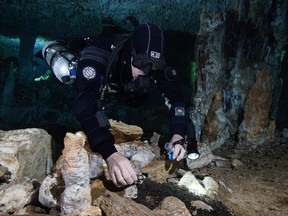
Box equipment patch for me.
[175,106,185,116]
[82,66,96,80]
[150,51,161,59]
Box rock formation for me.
[60,132,92,215]
[0,128,53,213]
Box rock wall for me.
[192,0,287,149]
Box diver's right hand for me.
[106,152,138,187]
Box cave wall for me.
[191,0,287,149]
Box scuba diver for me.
[42,23,199,187]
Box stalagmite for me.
[60,131,92,215]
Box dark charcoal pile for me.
[133,179,236,216]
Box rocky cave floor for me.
[206,136,288,216]
[132,136,288,216]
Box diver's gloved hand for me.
[106,152,138,187]
[168,134,186,161]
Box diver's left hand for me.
[169,134,186,161]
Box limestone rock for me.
[178,172,205,196]
[109,120,143,143]
[77,206,102,216]
[202,176,219,200]
[0,128,53,182]
[0,179,39,213]
[61,132,91,215]
[123,184,138,199]
[231,159,244,170]
[115,141,155,169]
[0,128,53,214]
[89,153,105,179]
[154,196,191,216]
[94,190,155,216]
[38,170,64,208]
[141,158,182,183]
[131,148,155,168]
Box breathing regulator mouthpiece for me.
[42,40,78,84]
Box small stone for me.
[191,200,214,212]
[154,196,191,216]
[231,159,244,170]
[124,184,138,199]
[179,172,205,195]
[202,176,219,200]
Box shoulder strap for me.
[99,37,130,100]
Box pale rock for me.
[178,172,205,196]
[191,200,214,212]
[61,185,92,215]
[39,170,64,208]
[131,148,155,168]
[0,128,53,214]
[231,158,244,170]
[154,196,191,216]
[202,176,219,200]
[0,179,39,213]
[94,190,156,216]
[141,158,182,183]
[0,128,53,182]
[123,184,138,199]
[60,132,91,215]
[89,153,105,179]
[109,120,143,143]
[115,141,155,168]
[77,206,102,216]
